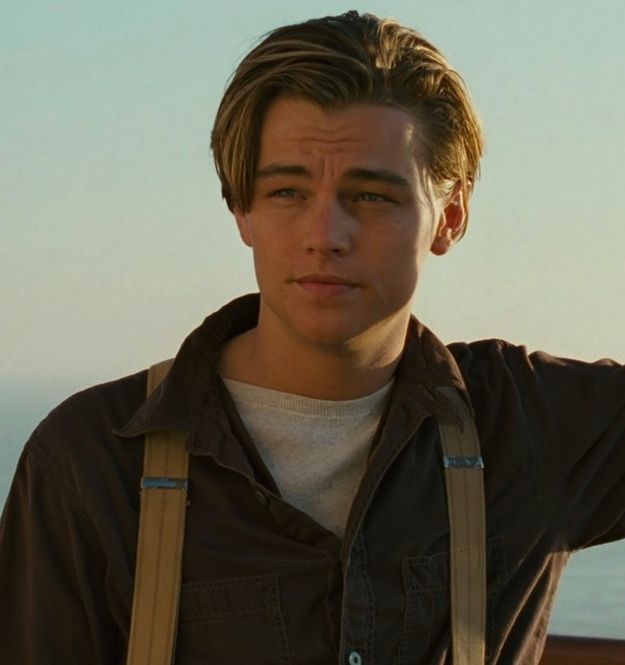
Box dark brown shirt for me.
[1,294,625,664]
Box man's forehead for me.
[260,95,421,135]
[255,96,427,177]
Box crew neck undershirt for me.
[222,378,394,539]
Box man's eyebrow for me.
[255,164,411,189]
[345,168,411,188]
[256,164,311,179]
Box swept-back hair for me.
[211,11,483,238]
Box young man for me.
[1,11,624,665]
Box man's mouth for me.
[293,274,358,296]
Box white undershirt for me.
[223,378,393,539]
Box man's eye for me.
[269,188,298,198]
[356,192,391,203]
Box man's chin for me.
[289,321,383,353]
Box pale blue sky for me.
[2,0,625,638]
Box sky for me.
[3,0,624,393]
[2,0,625,635]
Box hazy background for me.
[2,0,624,637]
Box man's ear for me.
[430,183,467,256]
[233,207,253,247]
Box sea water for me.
[1,380,624,639]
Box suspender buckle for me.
[443,455,484,469]
[141,476,189,490]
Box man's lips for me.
[293,274,358,295]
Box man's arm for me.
[512,347,625,550]
[0,436,124,664]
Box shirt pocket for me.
[176,574,292,665]
[398,536,507,664]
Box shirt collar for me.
[393,316,470,427]
[116,293,469,448]
[116,294,259,442]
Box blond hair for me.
[211,11,483,238]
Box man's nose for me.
[304,198,353,256]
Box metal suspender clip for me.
[141,476,188,490]
[443,455,485,470]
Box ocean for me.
[1,380,624,639]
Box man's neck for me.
[219,323,405,400]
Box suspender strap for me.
[437,386,486,665]
[126,360,189,665]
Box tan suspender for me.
[126,360,189,665]
[125,364,485,665]
[437,386,487,665]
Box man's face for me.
[234,96,463,351]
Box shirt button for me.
[254,489,268,505]
[348,650,362,665]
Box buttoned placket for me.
[337,396,436,665]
